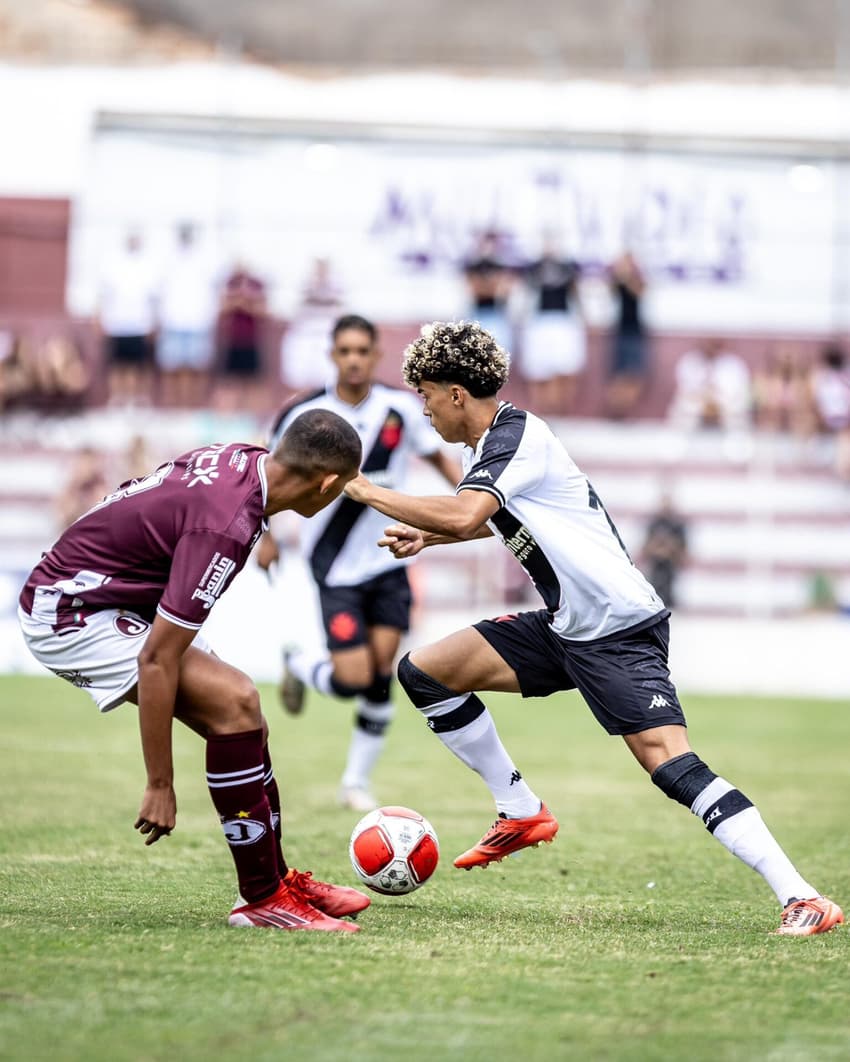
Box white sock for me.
[692,778,818,906]
[341,699,394,790]
[422,695,541,818]
[287,648,334,695]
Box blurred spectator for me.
[0,331,35,410]
[462,231,515,351]
[606,250,649,419]
[752,342,810,435]
[121,433,155,482]
[0,332,90,413]
[668,338,751,434]
[213,263,268,413]
[280,257,343,390]
[156,222,216,407]
[97,230,156,407]
[806,343,850,479]
[32,334,91,412]
[57,446,108,529]
[639,491,689,608]
[519,238,584,416]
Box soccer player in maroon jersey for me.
[18,409,371,932]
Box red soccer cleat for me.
[775,896,844,937]
[229,880,360,932]
[453,804,559,869]
[284,867,371,919]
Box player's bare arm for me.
[134,614,196,845]
[379,522,493,559]
[344,473,499,539]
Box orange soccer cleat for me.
[229,880,360,932]
[453,804,559,870]
[775,896,844,937]
[284,868,371,919]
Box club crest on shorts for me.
[113,615,150,637]
[330,611,358,642]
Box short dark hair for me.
[332,314,377,343]
[273,409,361,475]
[402,320,510,398]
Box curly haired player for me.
[18,410,371,933]
[343,320,843,937]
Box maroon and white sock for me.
[262,743,288,878]
[206,729,280,903]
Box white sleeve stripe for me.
[457,482,506,506]
[156,606,203,630]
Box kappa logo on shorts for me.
[648,694,670,710]
[113,615,150,638]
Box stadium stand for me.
[1,382,847,626]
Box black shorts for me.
[222,343,261,377]
[109,335,150,367]
[474,609,685,736]
[318,568,413,652]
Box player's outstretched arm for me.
[345,473,498,539]
[379,522,493,558]
[134,615,196,845]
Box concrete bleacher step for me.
[0,415,847,618]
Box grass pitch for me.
[1,674,848,1062]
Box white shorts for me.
[18,607,212,713]
[521,312,586,381]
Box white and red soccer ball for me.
[349,805,439,895]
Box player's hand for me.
[343,472,371,503]
[255,533,280,573]
[135,784,176,846]
[379,524,425,558]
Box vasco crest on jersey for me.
[379,412,403,450]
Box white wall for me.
[2,61,850,330]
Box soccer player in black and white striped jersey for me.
[343,320,843,937]
[260,315,460,811]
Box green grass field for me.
[1,675,849,1062]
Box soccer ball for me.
[349,805,439,895]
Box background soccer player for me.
[259,314,460,810]
[343,320,843,937]
[18,410,371,933]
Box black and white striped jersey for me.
[457,402,664,641]
[269,384,442,587]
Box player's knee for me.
[329,674,371,699]
[651,751,716,808]
[227,676,262,731]
[397,652,457,710]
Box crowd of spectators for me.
[3,220,850,482]
[666,335,850,476]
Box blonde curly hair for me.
[402,320,510,398]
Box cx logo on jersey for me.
[648,694,670,710]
